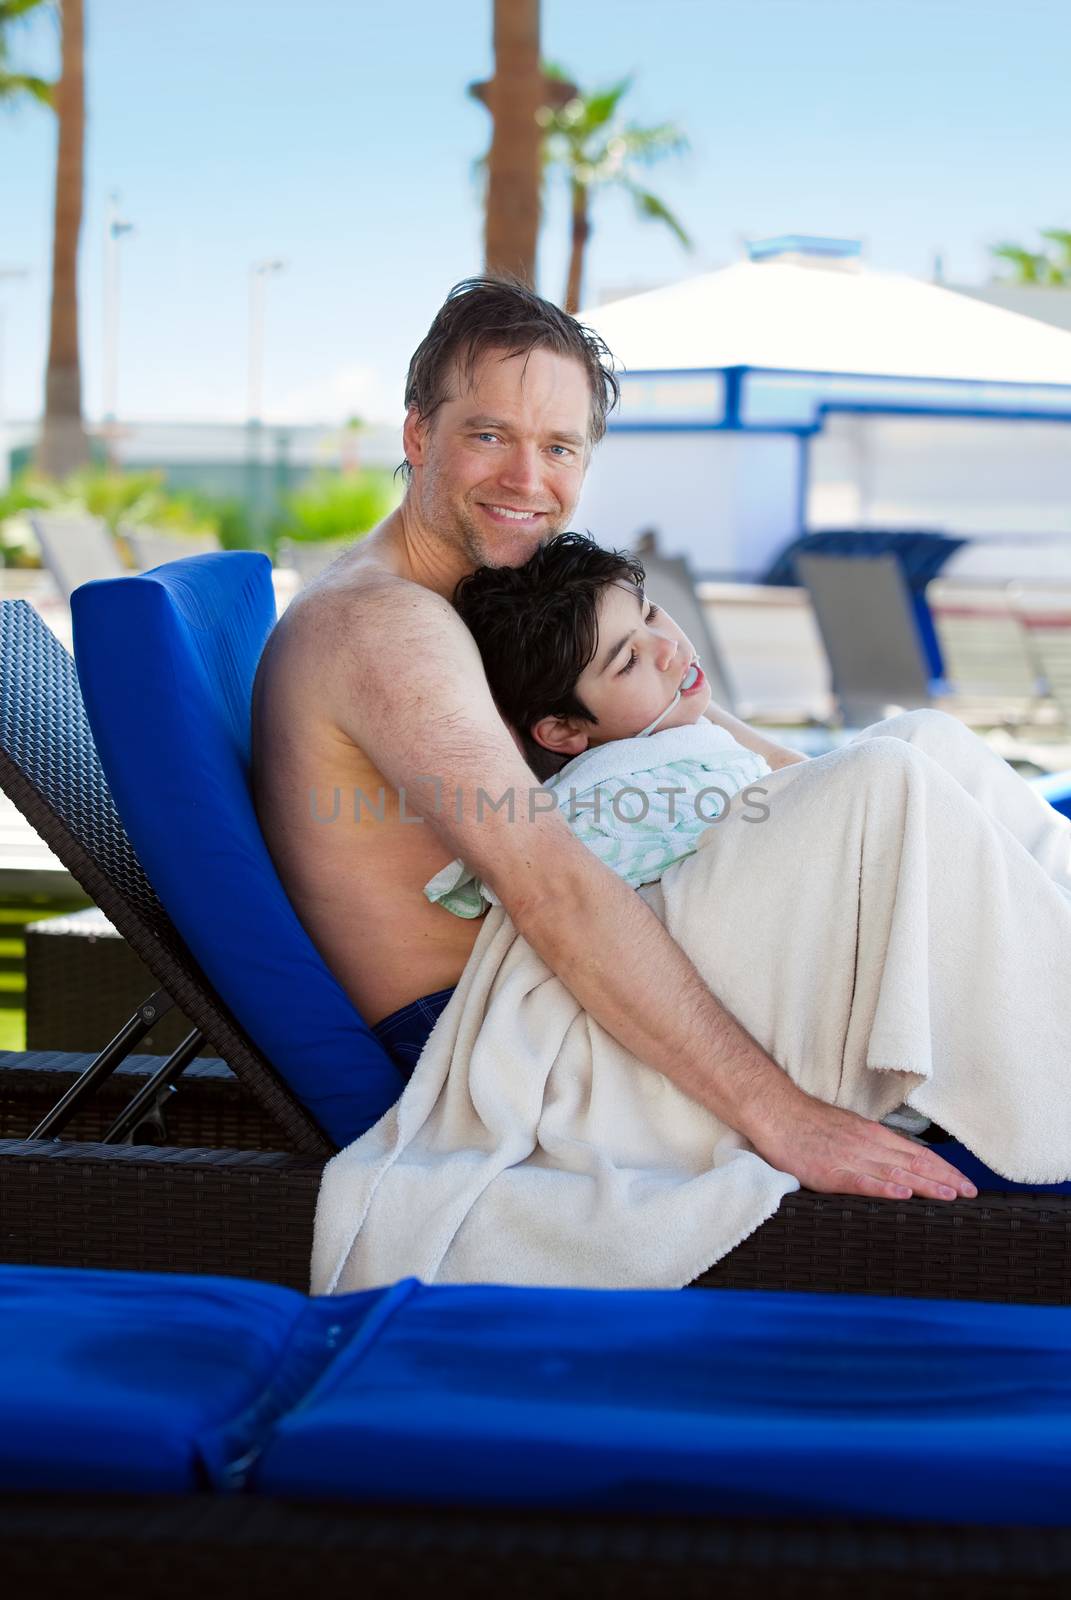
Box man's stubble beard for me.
[448,495,569,572]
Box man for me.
[252,277,972,1204]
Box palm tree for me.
[470,0,574,284]
[539,71,692,313]
[0,0,52,107]
[991,230,1071,288]
[37,0,88,477]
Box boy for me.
[424,533,774,917]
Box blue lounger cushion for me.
[6,1268,1071,1523]
[0,1266,374,1494]
[1032,767,1071,820]
[930,1139,1071,1194]
[72,552,402,1148]
[253,1280,1071,1526]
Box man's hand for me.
[747,1091,978,1202]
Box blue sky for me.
[3,0,1069,425]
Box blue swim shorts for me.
[371,985,457,1081]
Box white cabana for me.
[576,247,1071,578]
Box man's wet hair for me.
[454,532,645,782]
[401,278,619,481]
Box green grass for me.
[0,1009,23,1049]
[0,894,91,1054]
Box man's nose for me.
[498,444,543,499]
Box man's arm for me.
[337,582,973,1203]
[704,702,809,770]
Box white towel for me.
[313,712,1071,1295]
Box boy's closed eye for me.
[617,603,660,675]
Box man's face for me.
[565,580,712,746]
[403,345,592,570]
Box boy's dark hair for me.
[454,532,645,781]
[401,277,619,481]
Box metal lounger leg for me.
[29,989,178,1139]
[101,1029,206,1145]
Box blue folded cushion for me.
[72,552,402,1148]
[254,1280,1071,1525]
[930,1139,1071,1194]
[0,1266,374,1494]
[1032,767,1071,820]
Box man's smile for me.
[479,503,554,527]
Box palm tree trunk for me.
[37,0,89,479]
[482,0,542,283]
[564,183,590,313]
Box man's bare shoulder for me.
[272,539,503,777]
[285,542,465,667]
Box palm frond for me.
[0,0,52,23]
[579,76,633,132]
[990,243,1049,285]
[626,185,693,249]
[620,120,690,163]
[0,67,52,106]
[1039,228,1071,275]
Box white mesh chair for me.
[796,552,934,727]
[1015,585,1071,730]
[30,514,125,601]
[630,549,738,714]
[928,580,1044,725]
[122,525,220,571]
[273,538,355,588]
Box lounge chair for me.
[274,536,355,587]
[630,547,738,714]
[928,579,1045,725]
[120,523,220,570]
[6,1261,1071,1593]
[3,554,1071,1302]
[1015,584,1071,731]
[29,512,126,601]
[796,552,934,727]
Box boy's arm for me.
[704,702,809,770]
[336,582,972,1204]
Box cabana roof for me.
[582,260,1071,389]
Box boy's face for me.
[533,580,713,758]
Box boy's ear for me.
[531,714,590,758]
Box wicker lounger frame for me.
[4,595,1071,1302]
[4,1496,1071,1598]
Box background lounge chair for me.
[928,579,1045,726]
[30,511,125,601]
[273,536,355,588]
[3,555,1071,1300]
[796,551,934,726]
[120,522,220,570]
[630,546,738,714]
[1016,584,1071,732]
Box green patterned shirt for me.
[423,722,772,919]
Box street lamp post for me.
[0,268,31,493]
[246,259,286,541]
[247,258,286,424]
[101,192,134,455]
